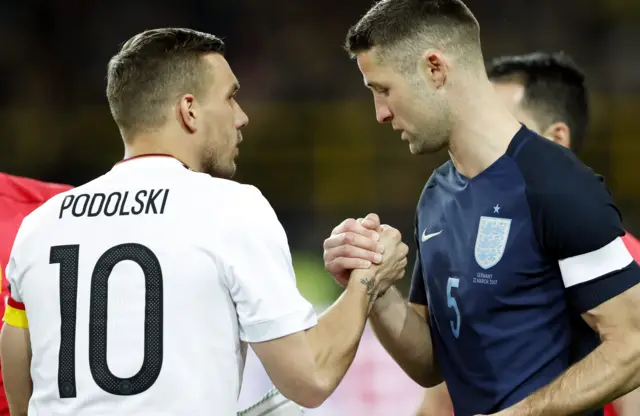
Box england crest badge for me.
[474,216,512,270]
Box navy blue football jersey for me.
[409,126,640,416]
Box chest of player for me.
[416,176,560,339]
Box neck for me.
[123,134,201,172]
[447,80,522,178]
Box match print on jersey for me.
[474,216,512,270]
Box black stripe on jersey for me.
[565,261,640,313]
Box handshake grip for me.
[359,225,409,298]
[237,387,305,416]
[323,215,409,290]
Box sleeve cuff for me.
[240,307,317,343]
[566,261,640,313]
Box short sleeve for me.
[409,215,427,306]
[3,253,28,328]
[222,187,317,343]
[521,144,640,313]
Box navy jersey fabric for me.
[409,126,640,416]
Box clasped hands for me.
[322,213,408,299]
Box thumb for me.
[361,213,381,230]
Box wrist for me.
[347,270,379,307]
[347,270,375,294]
[369,285,396,315]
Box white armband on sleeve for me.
[559,237,633,287]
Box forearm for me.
[305,269,373,394]
[0,325,32,416]
[416,383,453,416]
[507,338,640,416]
[369,286,440,387]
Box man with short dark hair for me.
[322,1,640,415]
[417,51,640,416]
[0,28,409,415]
[488,51,589,152]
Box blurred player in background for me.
[322,0,640,415]
[416,51,640,416]
[0,173,72,416]
[0,28,409,416]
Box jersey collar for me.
[113,154,192,171]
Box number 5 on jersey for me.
[50,244,163,398]
[447,277,461,339]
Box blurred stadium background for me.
[2,0,639,414]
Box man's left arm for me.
[487,170,640,416]
[495,277,640,416]
[612,233,640,416]
[0,322,31,416]
[0,256,32,416]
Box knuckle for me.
[343,218,357,230]
[332,218,352,235]
[342,232,355,245]
[323,251,334,265]
[328,259,345,273]
[324,260,335,272]
[338,245,354,258]
[342,245,356,257]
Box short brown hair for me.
[345,0,481,69]
[106,28,225,138]
[487,52,589,153]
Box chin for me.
[408,142,422,155]
[409,141,430,155]
[204,163,236,179]
[409,137,448,155]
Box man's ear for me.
[418,49,449,90]
[542,121,571,149]
[177,94,197,133]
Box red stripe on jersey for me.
[7,297,25,311]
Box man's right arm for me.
[224,189,407,408]
[250,268,374,408]
[369,287,441,387]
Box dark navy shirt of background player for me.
[409,126,640,416]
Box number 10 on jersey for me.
[50,244,164,398]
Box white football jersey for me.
[5,155,317,416]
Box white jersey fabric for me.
[5,155,317,416]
